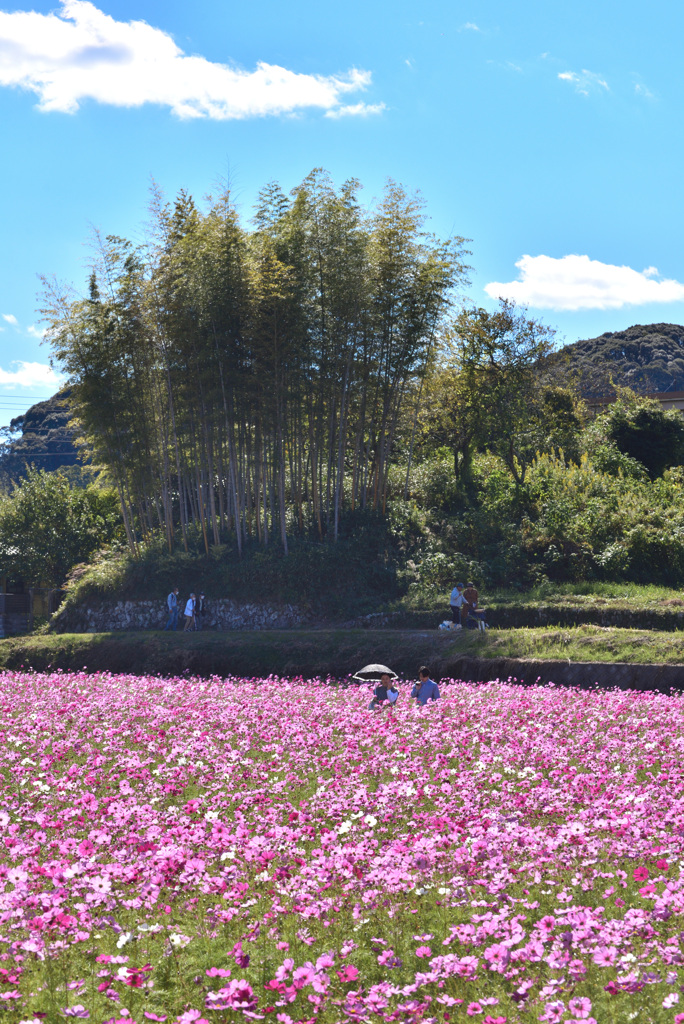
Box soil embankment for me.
[2,629,683,693]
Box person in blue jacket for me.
[411,666,440,705]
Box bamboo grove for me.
[43,170,470,555]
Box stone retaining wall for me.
[52,598,306,634]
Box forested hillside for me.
[556,322,684,396]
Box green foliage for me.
[44,171,471,556]
[587,388,684,478]
[419,300,582,485]
[60,508,405,620]
[0,468,122,588]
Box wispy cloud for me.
[0,0,379,119]
[26,325,45,339]
[460,22,481,32]
[2,314,18,326]
[558,69,609,96]
[485,254,684,311]
[0,361,63,389]
[634,80,655,100]
[324,102,386,119]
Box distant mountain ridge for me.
[556,322,684,397]
[0,390,81,483]
[548,321,684,397]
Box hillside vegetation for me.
[0,171,679,623]
[555,321,684,396]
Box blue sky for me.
[1,0,683,415]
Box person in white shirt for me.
[450,583,466,624]
[183,593,196,632]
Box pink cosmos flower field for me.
[4,670,684,1024]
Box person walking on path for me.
[164,588,179,631]
[462,581,479,626]
[196,592,206,631]
[411,666,440,705]
[183,593,196,632]
[449,583,466,625]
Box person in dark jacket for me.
[196,592,206,630]
[369,672,393,709]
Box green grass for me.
[388,581,684,631]
[455,623,684,663]
[3,624,684,680]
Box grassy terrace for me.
[388,581,684,631]
[3,623,684,678]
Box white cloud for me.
[558,69,609,96]
[0,0,377,119]
[635,81,655,99]
[484,254,684,311]
[460,22,481,31]
[324,102,386,119]
[2,314,18,325]
[26,324,45,339]
[0,361,63,389]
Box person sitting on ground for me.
[183,593,196,632]
[462,581,479,626]
[411,666,440,705]
[449,583,466,625]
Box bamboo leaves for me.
[45,171,470,554]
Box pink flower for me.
[633,866,649,882]
[593,946,617,966]
[62,1008,89,1019]
[483,943,510,970]
[205,980,256,1012]
[292,966,315,989]
[656,859,670,871]
[415,945,432,958]
[337,965,359,983]
[539,1001,565,1023]
[568,997,592,1019]
[663,994,680,1009]
[467,1003,483,1016]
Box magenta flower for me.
[337,965,359,982]
[633,866,649,881]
